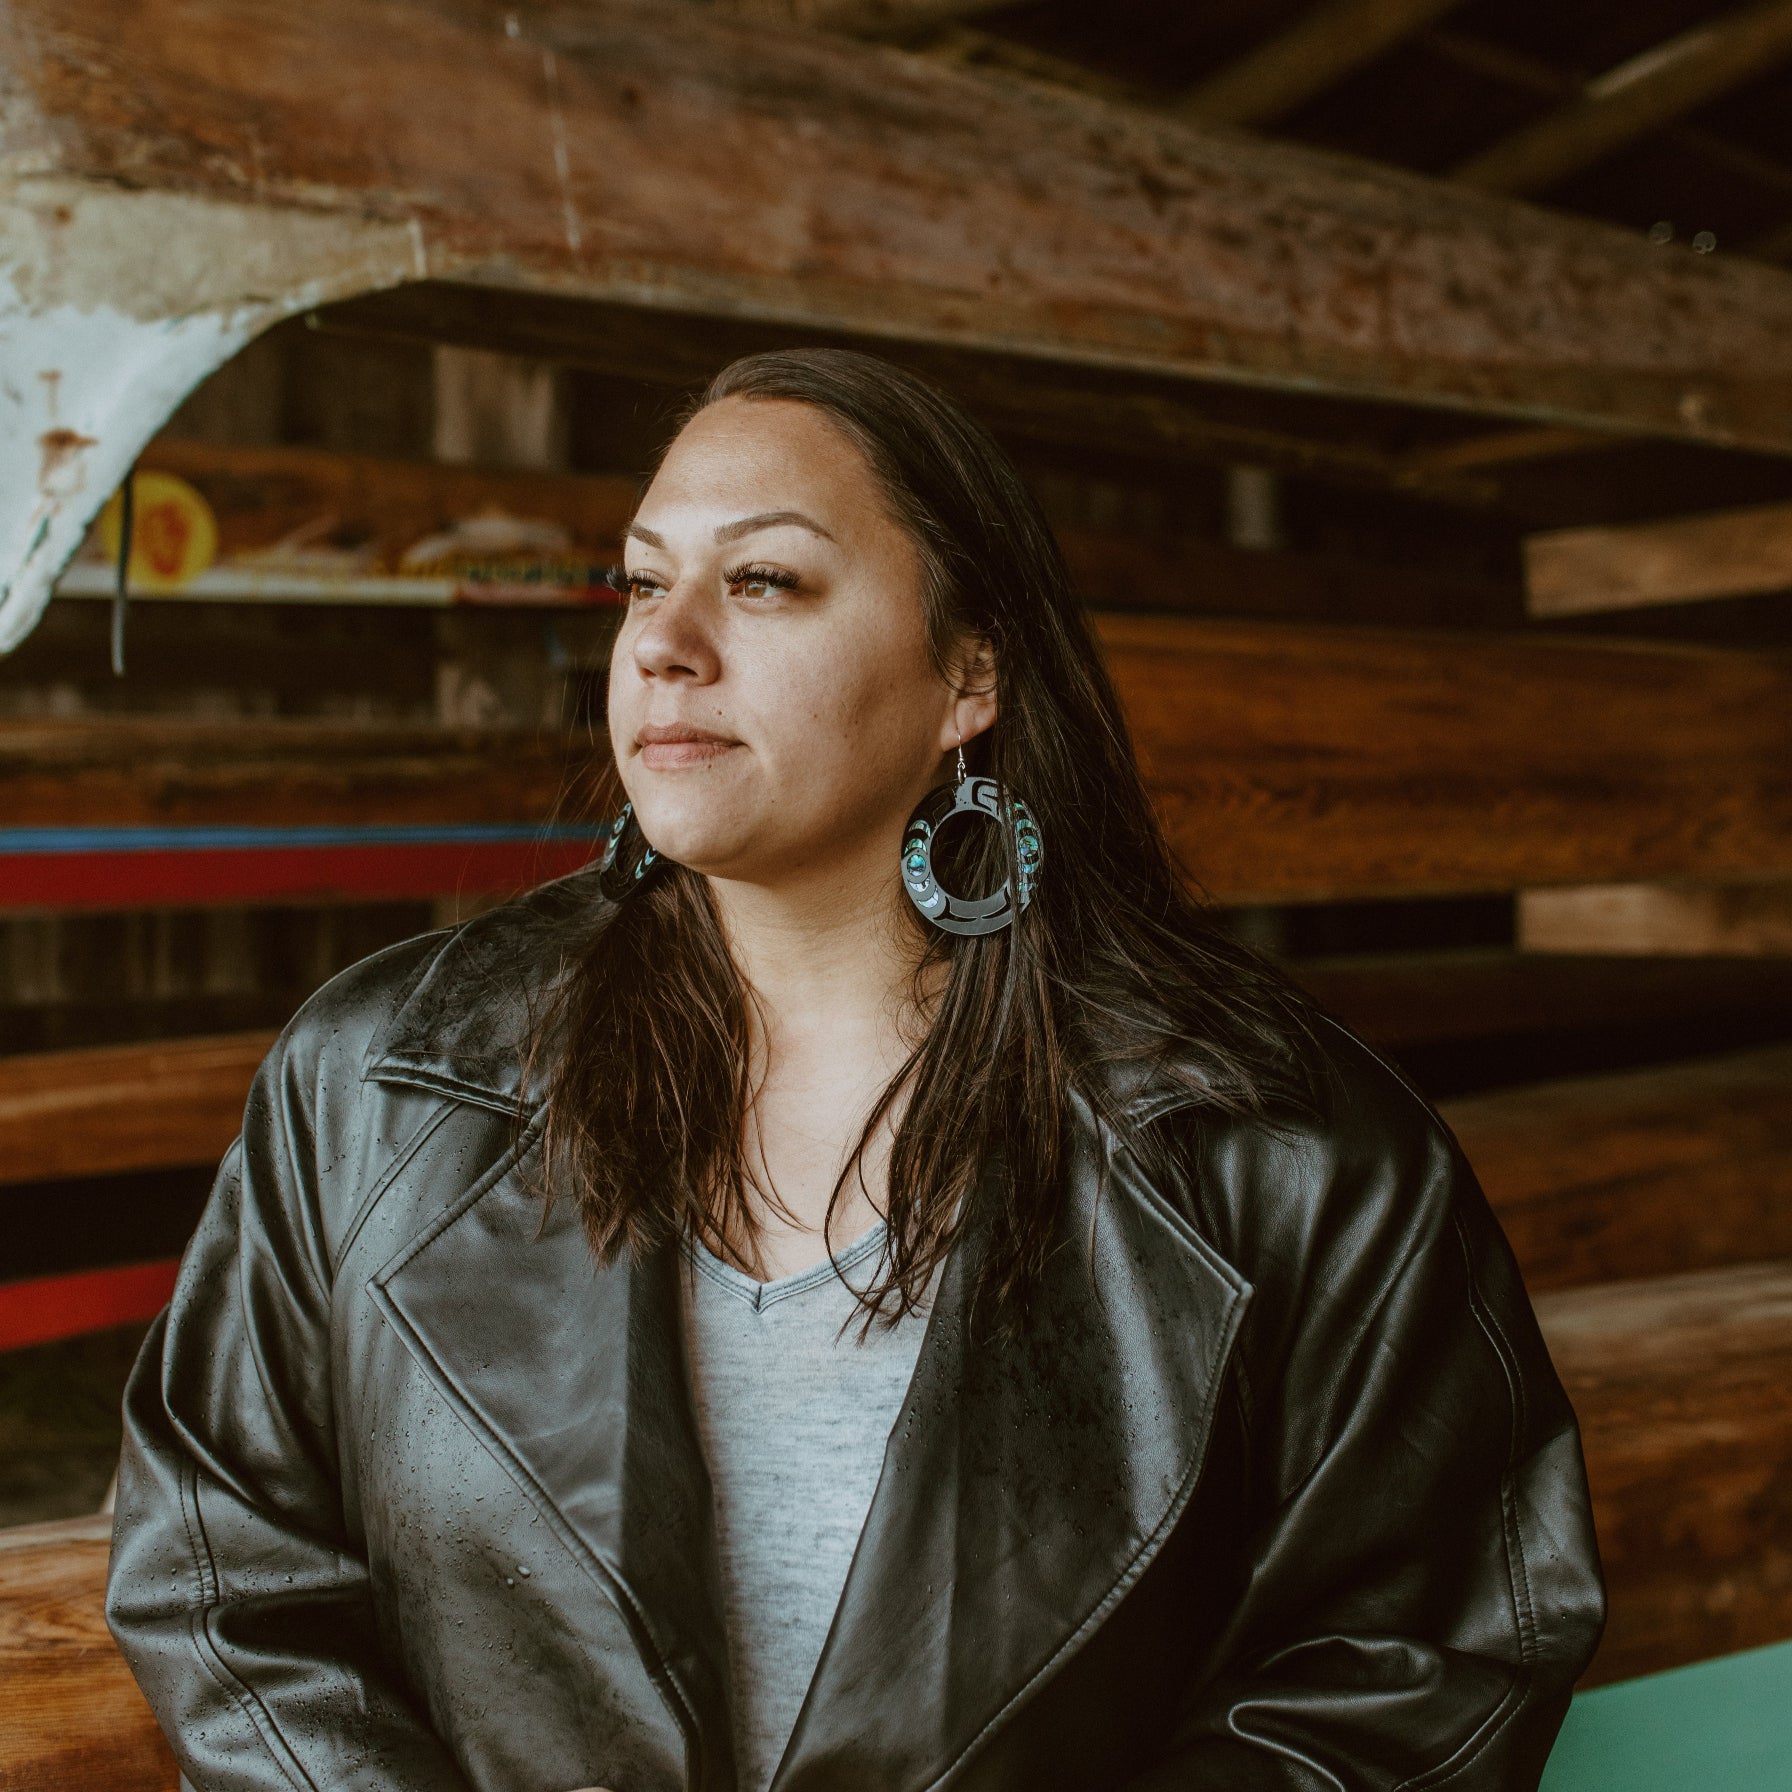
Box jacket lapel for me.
[369,1109,734,1786]
[775,1104,1251,1792]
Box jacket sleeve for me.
[106,1019,474,1792]
[1126,1088,1606,1792]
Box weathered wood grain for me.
[1443,1045,1792,1291]
[1526,500,1792,616]
[0,1516,176,1792]
[1097,614,1792,901]
[10,0,1792,450]
[0,1032,274,1186]
[1538,1260,1792,1685]
[0,717,601,829]
[1520,880,1792,954]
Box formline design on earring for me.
[900,747,1043,937]
[596,801,664,901]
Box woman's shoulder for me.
[274,866,611,1093]
[1118,1014,1469,1302]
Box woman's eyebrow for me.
[715,510,836,545]
[623,511,836,549]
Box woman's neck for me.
[704,849,933,1280]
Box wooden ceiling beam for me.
[1452,0,1792,196]
[1430,23,1792,223]
[917,22,1149,107]
[12,0,1792,653]
[1176,0,1469,129]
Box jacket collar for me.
[364,867,611,1114]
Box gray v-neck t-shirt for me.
[679,1224,931,1792]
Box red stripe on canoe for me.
[0,840,596,911]
[0,1259,182,1353]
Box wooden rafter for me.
[1430,25,1792,203]
[12,0,1792,655]
[1176,0,1469,129]
[1453,0,1792,196]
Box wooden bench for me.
[0,1516,175,1792]
[1442,1043,1792,1291]
[1537,1257,1792,1687]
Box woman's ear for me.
[943,635,998,752]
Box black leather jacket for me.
[108,872,1605,1792]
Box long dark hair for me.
[535,347,1311,1318]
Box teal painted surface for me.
[1542,1638,1792,1791]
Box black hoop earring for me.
[597,802,665,901]
[900,748,1043,937]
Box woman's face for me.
[608,395,993,891]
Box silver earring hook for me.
[954,728,967,784]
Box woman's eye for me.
[624,573,667,602]
[726,565,799,602]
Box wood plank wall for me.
[5,614,1790,906]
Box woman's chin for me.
[629,807,761,877]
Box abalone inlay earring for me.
[597,801,665,901]
[900,740,1043,937]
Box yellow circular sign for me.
[98,470,219,593]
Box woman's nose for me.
[629,584,721,685]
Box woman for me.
[108,348,1604,1792]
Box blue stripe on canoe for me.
[0,824,603,854]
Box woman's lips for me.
[635,725,740,771]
